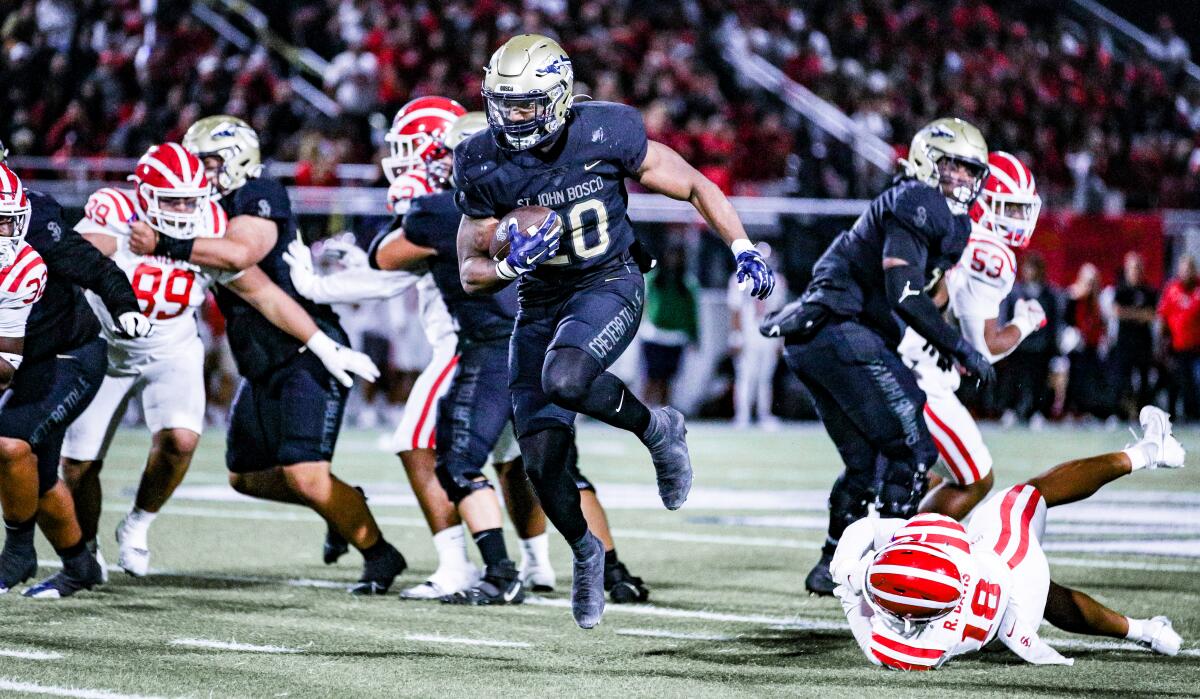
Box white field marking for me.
[36,559,348,590]
[614,628,736,641]
[1042,540,1200,557]
[1047,557,1200,572]
[1044,638,1200,658]
[523,596,848,629]
[0,649,62,660]
[0,679,168,699]
[403,634,531,649]
[169,638,302,654]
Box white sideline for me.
[169,638,302,654]
[404,634,531,648]
[0,649,62,660]
[0,679,167,699]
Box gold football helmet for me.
[481,34,574,151]
[901,117,989,214]
[182,115,263,196]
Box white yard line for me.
[169,638,302,654]
[403,634,531,648]
[0,679,168,699]
[614,628,736,641]
[1044,638,1200,657]
[523,596,847,629]
[0,649,62,660]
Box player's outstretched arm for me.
[636,141,774,299]
[130,215,276,272]
[457,214,509,295]
[226,266,379,387]
[370,228,436,272]
[282,236,419,304]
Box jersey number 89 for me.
[544,198,610,265]
[131,263,196,320]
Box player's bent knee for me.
[228,472,252,495]
[0,437,32,464]
[155,428,200,459]
[281,461,332,498]
[60,458,99,485]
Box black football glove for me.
[951,338,995,388]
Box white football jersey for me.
[0,242,48,339]
[416,274,456,349]
[899,223,1018,395]
[74,188,237,363]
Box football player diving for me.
[454,34,775,628]
[763,119,995,596]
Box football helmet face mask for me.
[0,164,31,268]
[865,540,964,627]
[381,96,466,189]
[182,115,262,197]
[902,117,989,215]
[971,151,1042,249]
[131,143,211,240]
[482,34,574,151]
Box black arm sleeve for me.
[885,262,966,358]
[44,222,141,319]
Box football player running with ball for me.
[62,143,384,578]
[898,151,1047,519]
[455,35,775,628]
[831,406,1185,670]
[129,118,405,595]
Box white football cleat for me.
[87,540,109,585]
[521,559,557,593]
[115,517,151,577]
[1142,616,1182,656]
[399,563,480,600]
[1138,406,1186,469]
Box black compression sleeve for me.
[45,226,141,318]
[885,263,965,357]
[154,234,195,262]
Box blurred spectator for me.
[998,252,1060,426]
[1063,263,1113,419]
[1110,252,1159,420]
[728,242,787,429]
[640,245,699,407]
[1158,256,1200,420]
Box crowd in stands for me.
[732,0,1200,207]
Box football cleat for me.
[440,560,524,606]
[88,540,110,584]
[643,407,693,510]
[323,486,365,565]
[520,559,556,593]
[1141,616,1183,656]
[23,554,104,599]
[604,561,649,604]
[571,533,606,629]
[805,552,836,597]
[1136,406,1186,469]
[0,547,37,594]
[400,563,481,600]
[114,519,150,577]
[349,543,407,596]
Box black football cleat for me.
[0,547,37,594]
[804,552,835,597]
[349,543,407,596]
[23,552,104,599]
[604,561,649,604]
[440,560,525,606]
[323,486,365,565]
[571,533,606,629]
[643,407,693,510]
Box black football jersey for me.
[454,101,648,294]
[212,176,347,380]
[23,190,140,365]
[801,178,970,346]
[379,191,517,343]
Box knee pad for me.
[827,472,874,538]
[435,462,491,504]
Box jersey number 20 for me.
[131,263,196,320]
[546,198,610,264]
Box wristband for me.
[154,233,195,261]
[496,259,518,281]
[0,351,22,370]
[731,239,754,258]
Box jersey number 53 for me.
[131,263,196,320]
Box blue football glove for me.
[498,212,562,279]
[736,248,776,300]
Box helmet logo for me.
[537,55,571,77]
[929,125,954,140]
[211,123,241,140]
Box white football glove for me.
[305,330,380,387]
[282,238,319,300]
[116,311,154,339]
[1012,298,1047,339]
[320,238,370,270]
[284,238,419,304]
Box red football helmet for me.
[890,513,971,554]
[382,96,466,189]
[386,171,434,214]
[131,143,211,239]
[866,540,964,623]
[970,151,1041,249]
[0,164,30,268]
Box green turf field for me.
[1,422,1198,698]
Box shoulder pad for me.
[82,188,136,233]
[0,244,47,306]
[892,183,950,235]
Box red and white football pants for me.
[923,392,994,486]
[388,341,458,454]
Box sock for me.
[361,538,392,562]
[57,540,92,575]
[2,517,35,552]
[473,528,508,568]
[569,531,595,559]
[1125,617,1147,641]
[1123,443,1152,471]
[432,525,472,570]
[604,548,618,567]
[121,507,156,549]
[520,533,551,568]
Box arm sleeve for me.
[294,268,421,304]
[37,208,140,319]
[885,261,966,357]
